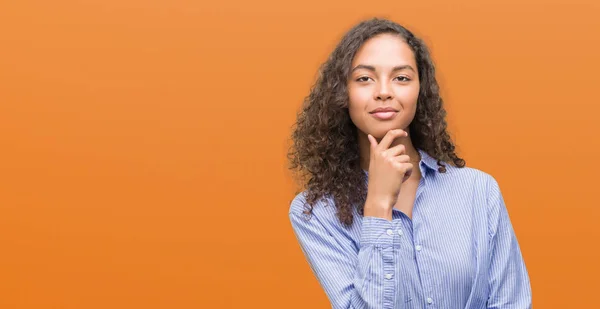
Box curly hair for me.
[287,17,466,227]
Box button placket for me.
[380,222,396,309]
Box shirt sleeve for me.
[289,193,401,309]
[486,177,533,309]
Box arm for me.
[486,177,532,309]
[289,194,401,309]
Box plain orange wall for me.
[1,0,599,308]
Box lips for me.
[369,107,399,120]
[370,110,398,120]
[369,107,398,114]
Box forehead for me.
[351,33,416,67]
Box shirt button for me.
[426,297,433,304]
[397,230,403,236]
[385,273,393,279]
[415,245,422,251]
[386,229,394,236]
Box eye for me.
[395,76,411,82]
[356,76,372,82]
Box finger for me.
[383,143,407,157]
[402,167,413,182]
[367,134,377,149]
[405,164,413,177]
[391,154,411,163]
[398,162,413,177]
[378,129,408,150]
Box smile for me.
[370,111,398,120]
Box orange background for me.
[1,0,598,308]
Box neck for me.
[358,130,421,173]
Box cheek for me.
[347,87,370,111]
[398,85,420,110]
[347,89,367,127]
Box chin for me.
[368,123,408,138]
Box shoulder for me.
[442,165,505,213]
[289,191,314,216]
[289,191,306,213]
[444,163,492,180]
[442,165,508,237]
[289,191,339,219]
[440,164,499,191]
[448,165,503,202]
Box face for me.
[347,33,420,139]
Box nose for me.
[375,81,393,101]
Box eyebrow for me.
[351,64,416,73]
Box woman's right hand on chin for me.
[364,129,413,221]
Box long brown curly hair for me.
[287,17,466,227]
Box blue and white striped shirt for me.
[289,148,532,309]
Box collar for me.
[417,148,439,172]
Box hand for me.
[363,129,413,220]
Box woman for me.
[287,18,532,309]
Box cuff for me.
[360,216,395,247]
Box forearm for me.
[289,211,403,309]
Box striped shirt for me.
[288,148,532,309]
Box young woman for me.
[287,18,532,309]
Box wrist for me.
[364,197,394,221]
